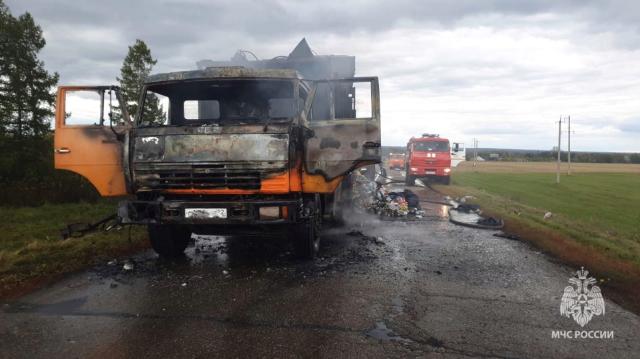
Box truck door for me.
[304,77,381,181]
[54,86,130,196]
[451,142,466,167]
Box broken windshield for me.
[137,79,301,126]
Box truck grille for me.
[135,164,263,190]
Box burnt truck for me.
[54,39,381,258]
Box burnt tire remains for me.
[148,224,192,258]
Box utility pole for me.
[473,138,478,168]
[556,117,562,184]
[567,115,571,175]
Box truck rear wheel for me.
[405,174,415,186]
[148,224,192,258]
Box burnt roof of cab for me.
[145,66,301,84]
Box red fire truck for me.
[405,134,451,185]
[388,153,405,170]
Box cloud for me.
[6,0,640,151]
[617,119,640,133]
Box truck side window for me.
[351,82,372,119]
[64,90,103,126]
[310,80,373,121]
[268,98,300,119]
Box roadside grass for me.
[0,200,148,298]
[436,169,640,311]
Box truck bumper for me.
[417,174,450,182]
[118,198,302,225]
[409,167,451,178]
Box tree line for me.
[470,149,640,164]
[0,0,161,206]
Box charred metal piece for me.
[60,214,120,240]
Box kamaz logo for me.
[141,137,159,145]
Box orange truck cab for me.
[405,134,451,185]
[387,153,405,170]
[54,40,381,259]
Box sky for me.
[6,0,640,152]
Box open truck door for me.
[303,77,381,183]
[54,86,130,196]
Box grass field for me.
[438,161,640,309]
[0,200,147,298]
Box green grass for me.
[447,172,640,266]
[0,200,147,296]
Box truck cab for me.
[388,153,405,170]
[405,134,451,185]
[54,45,380,259]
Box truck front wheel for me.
[293,218,320,259]
[292,199,321,259]
[148,224,192,258]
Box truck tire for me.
[292,198,320,259]
[443,176,451,185]
[405,174,415,186]
[148,224,191,258]
[293,218,320,259]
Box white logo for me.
[560,267,605,327]
[141,136,159,144]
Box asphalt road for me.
[1,174,639,358]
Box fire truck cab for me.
[405,134,451,185]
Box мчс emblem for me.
[560,267,605,327]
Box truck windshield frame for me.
[136,78,305,127]
[413,141,450,152]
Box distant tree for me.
[117,39,164,124]
[0,0,59,138]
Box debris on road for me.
[454,203,481,213]
[459,195,476,203]
[544,212,553,220]
[352,171,425,219]
[477,217,503,227]
[493,232,520,241]
[448,197,504,230]
[122,261,134,271]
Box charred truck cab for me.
[54,40,381,258]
